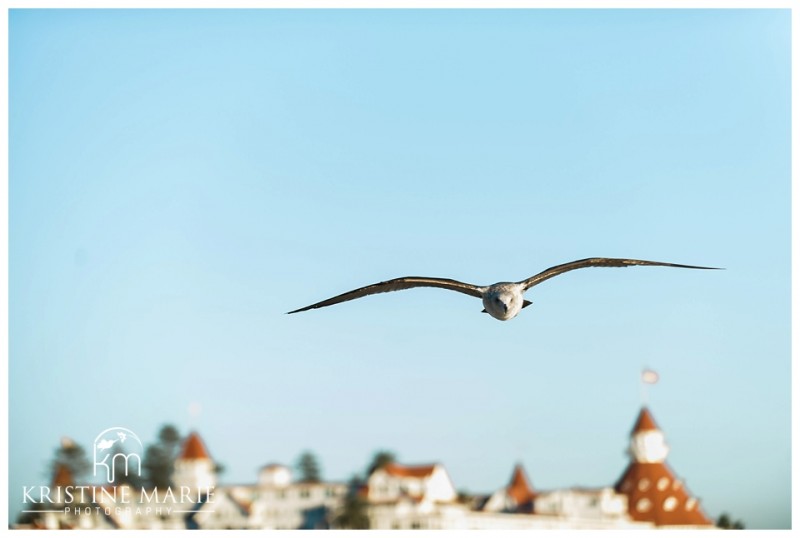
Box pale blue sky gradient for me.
[9,9,791,528]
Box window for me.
[300,488,310,499]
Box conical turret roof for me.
[507,463,535,505]
[616,407,712,527]
[179,431,212,460]
[631,407,659,434]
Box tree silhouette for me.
[49,437,90,483]
[716,513,745,529]
[296,451,321,483]
[366,450,396,477]
[333,477,370,529]
[142,425,182,489]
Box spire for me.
[179,431,211,460]
[507,463,535,505]
[631,407,659,434]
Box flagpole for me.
[640,367,647,406]
[640,368,659,406]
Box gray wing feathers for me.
[519,257,722,291]
[287,277,483,314]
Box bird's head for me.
[482,284,524,321]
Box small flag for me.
[642,369,659,384]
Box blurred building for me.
[368,461,648,530]
[218,464,347,529]
[172,432,217,492]
[16,406,714,530]
[614,407,713,527]
[367,462,457,504]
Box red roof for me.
[52,464,74,487]
[617,407,712,527]
[631,407,660,434]
[507,464,536,505]
[383,463,436,478]
[180,432,211,460]
[615,461,712,527]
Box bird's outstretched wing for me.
[519,258,722,291]
[287,277,484,314]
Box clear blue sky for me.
[8,9,790,529]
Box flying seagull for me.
[287,257,721,321]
